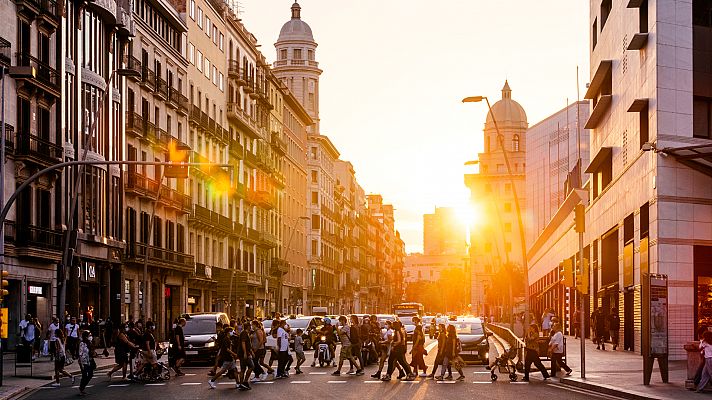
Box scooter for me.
[316,336,331,367]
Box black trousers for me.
[550,353,571,377]
[386,346,411,376]
[80,364,95,390]
[276,351,289,376]
[524,349,550,379]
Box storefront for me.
[695,245,712,338]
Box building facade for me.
[465,81,528,318]
[404,253,468,284]
[423,207,467,256]
[528,0,712,360]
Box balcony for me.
[256,190,275,209]
[125,171,160,198]
[0,37,10,67]
[124,55,142,81]
[125,242,195,273]
[126,111,143,137]
[311,285,337,298]
[270,132,286,155]
[167,87,180,109]
[155,127,171,148]
[15,52,60,98]
[243,77,254,93]
[189,105,201,126]
[227,103,260,138]
[246,228,260,242]
[155,76,168,100]
[3,123,14,155]
[270,258,289,276]
[11,224,63,259]
[159,185,192,214]
[229,138,244,159]
[38,0,59,29]
[200,111,209,128]
[176,92,189,115]
[15,0,40,19]
[244,150,258,166]
[141,66,155,90]
[244,271,261,287]
[228,61,247,86]
[15,132,62,166]
[273,59,319,69]
[259,231,278,248]
[143,120,156,142]
[272,170,285,189]
[190,204,233,234]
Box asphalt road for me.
[21,339,613,400]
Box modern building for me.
[123,0,194,338]
[526,101,590,246]
[404,253,469,284]
[465,81,528,318]
[528,0,712,360]
[423,207,467,256]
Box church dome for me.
[278,2,314,42]
[485,81,528,129]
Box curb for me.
[559,377,669,400]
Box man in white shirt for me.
[65,317,80,358]
[548,323,572,377]
[275,320,290,378]
[48,317,60,360]
[19,314,36,345]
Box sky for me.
[236,0,591,254]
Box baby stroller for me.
[488,346,519,382]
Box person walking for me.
[428,323,448,379]
[48,317,60,361]
[332,316,362,376]
[541,308,554,337]
[248,321,265,382]
[409,323,427,377]
[548,323,572,378]
[348,315,364,375]
[207,327,240,390]
[19,314,37,360]
[78,330,97,396]
[572,308,581,339]
[65,317,80,359]
[254,320,273,378]
[371,319,397,378]
[523,323,550,382]
[607,307,620,351]
[171,318,187,376]
[236,321,254,391]
[276,320,290,378]
[51,329,74,387]
[592,307,607,350]
[107,323,137,380]
[437,324,465,381]
[294,329,306,374]
[382,320,413,381]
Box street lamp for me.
[462,95,531,332]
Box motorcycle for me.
[316,335,331,367]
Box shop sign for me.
[28,285,43,296]
[188,296,196,305]
[79,262,97,282]
[165,287,171,298]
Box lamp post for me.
[58,66,140,321]
[462,95,531,332]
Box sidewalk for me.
[559,336,690,400]
[0,348,117,400]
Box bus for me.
[392,302,425,318]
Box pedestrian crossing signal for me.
[560,259,574,287]
[0,270,8,298]
[576,258,589,295]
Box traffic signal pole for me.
[578,230,586,379]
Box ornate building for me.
[465,81,528,318]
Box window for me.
[639,0,648,33]
[219,72,224,91]
[280,49,287,60]
[213,66,217,84]
[308,49,314,60]
[311,147,317,159]
[639,105,649,149]
[188,43,195,64]
[219,32,224,51]
[311,214,321,230]
[311,240,318,256]
[189,0,195,19]
[694,96,712,139]
[294,48,302,59]
[311,170,318,183]
[601,0,611,30]
[592,18,598,50]
[213,26,218,44]
[196,51,203,72]
[311,192,318,205]
[204,58,210,78]
[512,134,520,151]
[197,7,203,28]
[205,17,211,36]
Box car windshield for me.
[183,319,217,335]
[452,322,484,335]
[285,319,311,329]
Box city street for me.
[20,340,612,400]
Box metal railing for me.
[16,224,62,249]
[127,242,194,271]
[124,55,142,79]
[141,66,155,89]
[0,37,10,67]
[15,52,59,92]
[126,111,143,137]
[15,132,62,161]
[155,76,168,98]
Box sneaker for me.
[259,373,268,380]
[419,373,428,377]
[446,375,453,380]
[381,375,391,381]
[207,380,216,389]
[565,370,572,376]
[311,361,316,367]
[332,371,341,376]
[347,370,356,375]
[236,383,244,390]
[435,376,444,381]
[296,369,303,375]
[71,376,76,385]
[51,382,61,387]
[371,372,381,379]
[456,375,465,382]
[250,377,261,383]
[244,384,252,391]
[356,370,364,376]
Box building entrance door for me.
[624,290,634,351]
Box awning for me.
[584,60,613,100]
[660,143,712,177]
[584,94,612,129]
[585,146,613,174]
[627,98,649,112]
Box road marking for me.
[217,382,234,385]
[181,382,202,386]
[472,371,491,374]
[254,381,274,384]
[472,381,492,384]
[38,387,56,389]
[184,373,197,376]
[425,341,438,353]
[327,380,347,384]
[436,381,456,384]
[509,381,528,384]
[291,381,311,384]
[72,385,94,388]
[363,380,382,383]
[145,383,166,386]
[108,384,130,387]
[400,380,420,384]
[309,372,327,375]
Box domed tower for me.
[274,1,322,134]
[484,80,528,154]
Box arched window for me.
[512,135,520,152]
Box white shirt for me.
[19,320,35,341]
[277,327,289,352]
[701,341,712,359]
[382,328,393,341]
[65,323,79,338]
[49,323,59,341]
[549,331,564,354]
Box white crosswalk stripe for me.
[181,382,202,386]
[108,384,130,387]
[291,381,311,384]
[327,380,347,384]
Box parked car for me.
[182,312,230,363]
[447,317,490,364]
[284,316,323,350]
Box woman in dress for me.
[52,329,74,386]
[78,330,97,396]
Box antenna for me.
[576,66,582,187]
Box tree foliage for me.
[403,268,470,314]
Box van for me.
[182,312,229,363]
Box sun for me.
[455,202,485,229]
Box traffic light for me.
[165,141,190,179]
[0,270,8,298]
[574,204,585,233]
[560,259,574,287]
[576,258,589,295]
